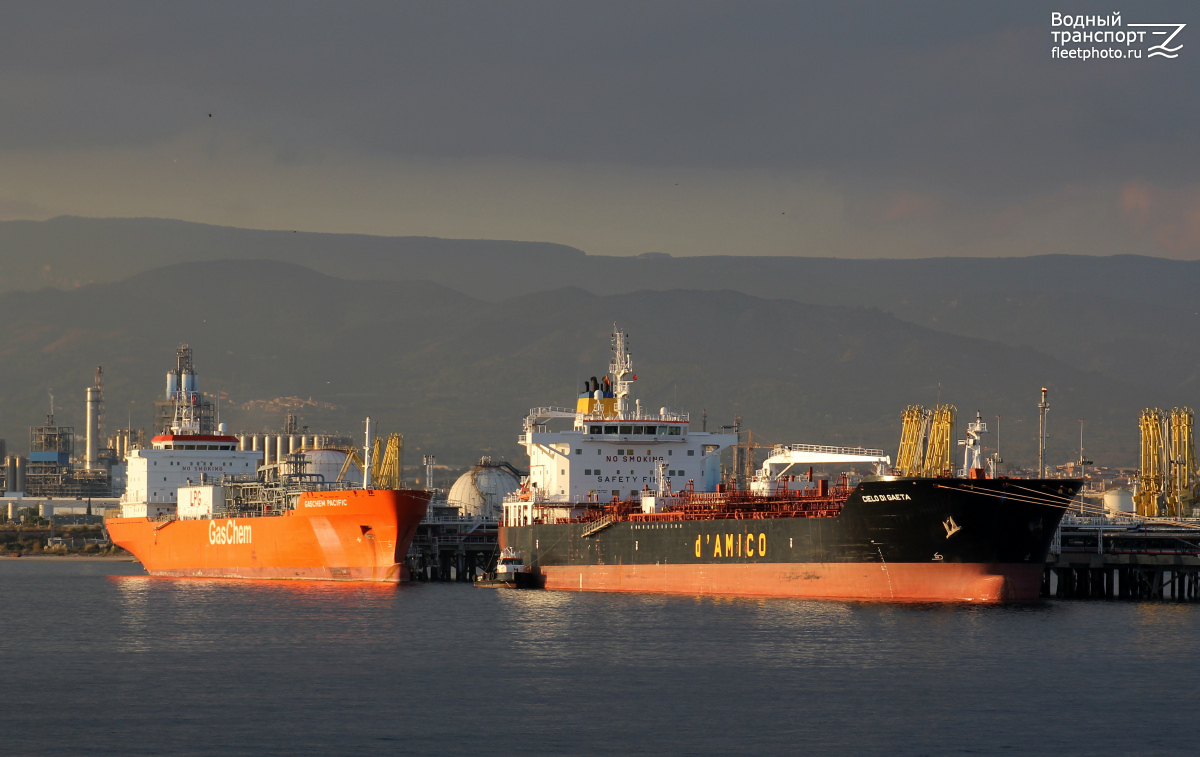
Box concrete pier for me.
[1043,519,1200,600]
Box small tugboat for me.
[475,547,535,588]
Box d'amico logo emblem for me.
[695,532,766,558]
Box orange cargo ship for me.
[108,488,430,582]
[106,345,431,583]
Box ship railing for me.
[524,407,579,424]
[1061,516,1144,527]
[769,443,887,458]
[576,411,691,423]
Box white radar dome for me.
[447,457,521,518]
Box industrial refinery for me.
[2,342,1200,599]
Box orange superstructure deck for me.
[107,489,430,582]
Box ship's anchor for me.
[943,517,962,538]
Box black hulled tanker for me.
[500,326,1080,602]
[502,477,1080,601]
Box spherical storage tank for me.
[447,457,521,518]
[303,449,362,485]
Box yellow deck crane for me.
[895,404,956,478]
[1169,407,1197,517]
[1135,408,1171,517]
[896,405,930,477]
[1134,408,1198,517]
[922,405,957,478]
[335,432,405,489]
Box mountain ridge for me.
[0,258,1175,472]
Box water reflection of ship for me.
[406,457,524,582]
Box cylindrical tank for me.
[15,456,25,493]
[166,371,179,399]
[251,434,260,452]
[4,456,15,493]
[289,435,299,454]
[39,502,54,518]
[276,435,286,463]
[237,434,246,451]
[262,437,273,466]
[446,457,521,519]
[302,449,361,485]
[1105,488,1135,514]
[85,387,100,471]
[181,372,198,393]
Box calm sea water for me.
[1,560,1193,756]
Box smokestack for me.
[86,387,100,471]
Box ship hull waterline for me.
[107,489,430,584]
[530,562,1041,602]
[502,478,1077,603]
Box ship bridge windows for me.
[589,426,603,434]
[619,425,633,434]
[668,427,682,436]
[604,425,618,434]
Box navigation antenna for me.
[609,325,636,416]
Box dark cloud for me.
[2,0,1196,198]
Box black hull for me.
[502,478,1079,602]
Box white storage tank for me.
[447,457,521,519]
[1104,488,1135,514]
[302,449,362,486]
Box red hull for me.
[535,562,1043,602]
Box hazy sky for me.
[1,1,1197,257]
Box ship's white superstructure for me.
[122,435,260,512]
[512,327,737,512]
[120,349,262,516]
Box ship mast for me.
[609,325,635,418]
[169,344,202,435]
